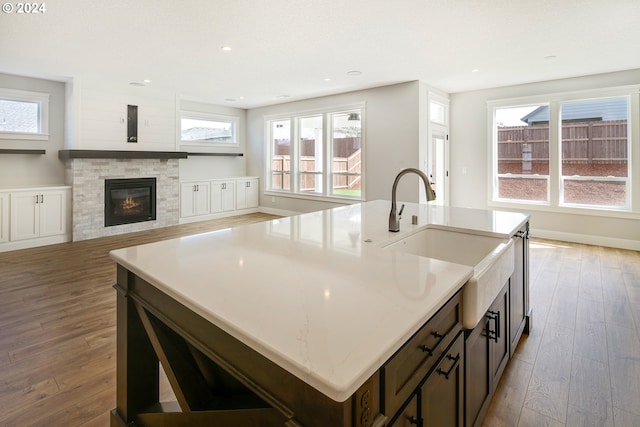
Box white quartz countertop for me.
[109,200,529,402]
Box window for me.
[0,88,49,140]
[560,97,629,208]
[270,119,291,191]
[180,111,239,146]
[489,88,634,212]
[266,105,364,200]
[494,104,550,203]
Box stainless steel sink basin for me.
[384,227,514,328]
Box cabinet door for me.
[180,183,197,218]
[489,283,509,386]
[237,179,259,210]
[421,332,464,427]
[465,281,510,427]
[388,394,419,427]
[465,319,491,427]
[210,181,225,213]
[222,181,235,212]
[0,193,8,243]
[194,182,210,216]
[510,224,529,355]
[39,190,66,237]
[10,191,39,241]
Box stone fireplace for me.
[62,152,181,241]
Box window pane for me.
[299,115,323,194]
[181,117,234,142]
[271,120,291,191]
[495,105,549,202]
[560,98,628,207]
[331,111,361,198]
[0,99,39,133]
[430,101,446,125]
[498,176,548,201]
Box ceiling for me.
[2,0,640,108]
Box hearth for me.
[105,178,156,227]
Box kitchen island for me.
[109,200,530,427]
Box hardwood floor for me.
[1,216,639,426]
[483,239,640,427]
[0,213,279,427]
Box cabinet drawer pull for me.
[487,310,500,342]
[419,331,445,356]
[436,353,460,380]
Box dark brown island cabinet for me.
[110,222,530,427]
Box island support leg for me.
[111,267,160,426]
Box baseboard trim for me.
[179,208,259,224]
[531,228,640,251]
[258,206,300,217]
[0,234,70,252]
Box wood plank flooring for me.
[1,215,639,426]
[483,239,640,427]
[0,213,279,427]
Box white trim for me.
[264,190,360,205]
[531,228,640,251]
[487,85,637,216]
[178,207,259,224]
[0,87,50,140]
[264,102,366,202]
[258,206,299,217]
[179,110,240,147]
[488,199,640,220]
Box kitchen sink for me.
[384,227,514,329]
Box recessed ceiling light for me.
[129,79,151,86]
[221,46,232,51]
[239,96,245,100]
[347,70,362,76]
[324,77,332,82]
[225,98,236,102]
[471,68,480,73]
[276,95,291,99]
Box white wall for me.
[0,73,66,187]
[246,81,423,214]
[68,79,176,152]
[450,68,640,249]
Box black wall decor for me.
[127,104,138,143]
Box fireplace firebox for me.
[105,178,156,227]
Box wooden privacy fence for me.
[498,120,627,164]
[271,149,362,192]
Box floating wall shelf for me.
[0,149,46,155]
[58,150,188,160]
[58,150,244,159]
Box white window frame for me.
[265,103,365,202]
[487,86,639,218]
[0,88,49,140]
[179,110,239,147]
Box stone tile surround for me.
[64,158,180,241]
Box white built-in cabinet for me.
[180,177,259,223]
[211,180,236,213]
[0,186,71,252]
[180,182,211,218]
[236,178,259,210]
